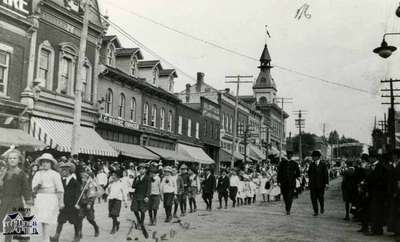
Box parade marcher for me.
[217,169,230,209]
[107,170,127,235]
[160,166,177,222]
[177,164,190,216]
[0,148,33,242]
[237,173,245,206]
[252,172,261,203]
[387,153,400,238]
[356,154,373,234]
[341,160,356,221]
[171,167,180,218]
[96,168,108,203]
[148,164,161,226]
[277,151,301,215]
[229,168,240,207]
[131,163,151,238]
[188,168,200,213]
[77,167,100,238]
[243,175,252,205]
[50,161,81,242]
[31,153,63,242]
[367,155,388,236]
[307,150,329,216]
[201,167,216,211]
[259,171,269,202]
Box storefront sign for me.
[0,0,31,17]
[203,102,220,121]
[99,113,139,130]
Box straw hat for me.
[164,166,172,173]
[35,153,58,165]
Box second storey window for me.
[57,43,77,95]
[130,97,136,121]
[107,43,115,66]
[118,93,126,119]
[143,103,149,125]
[152,67,159,85]
[178,116,182,134]
[151,104,157,127]
[160,108,165,130]
[105,88,113,115]
[195,122,199,139]
[37,41,54,89]
[187,119,192,137]
[0,50,10,96]
[168,111,173,132]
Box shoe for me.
[194,208,197,212]
[189,209,193,213]
[313,213,318,216]
[173,214,179,218]
[110,227,116,234]
[141,225,149,239]
[94,225,100,237]
[286,211,290,215]
[343,217,350,221]
[50,236,59,242]
[116,221,120,231]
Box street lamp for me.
[373,33,399,59]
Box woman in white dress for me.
[259,172,269,202]
[32,153,64,242]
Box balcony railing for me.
[99,113,139,130]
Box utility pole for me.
[261,124,271,166]
[239,122,254,164]
[294,110,306,162]
[225,75,253,169]
[274,97,292,163]
[71,0,90,156]
[381,79,400,155]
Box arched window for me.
[151,104,157,127]
[37,40,54,89]
[230,116,233,133]
[168,110,173,132]
[130,97,136,121]
[187,119,192,137]
[118,93,126,118]
[105,88,113,115]
[160,108,165,129]
[259,96,267,104]
[143,103,149,125]
[81,58,92,102]
[107,43,115,66]
[57,42,78,95]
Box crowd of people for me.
[340,152,400,239]
[4,145,391,241]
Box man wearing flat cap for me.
[307,150,329,216]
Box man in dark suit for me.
[307,150,329,216]
[201,167,216,211]
[277,151,300,215]
[217,169,230,209]
[131,163,151,238]
[51,162,81,242]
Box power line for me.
[101,1,375,95]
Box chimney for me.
[196,72,204,93]
[185,84,191,103]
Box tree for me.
[290,132,317,158]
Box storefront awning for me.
[0,127,46,150]
[145,146,191,161]
[108,141,160,160]
[176,143,215,164]
[30,117,118,157]
[219,149,243,162]
[248,144,264,161]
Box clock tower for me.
[253,44,277,105]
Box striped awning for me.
[108,141,160,160]
[30,117,118,157]
[248,144,264,161]
[176,143,215,164]
[0,127,45,150]
[145,146,192,162]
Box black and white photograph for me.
[0,0,400,241]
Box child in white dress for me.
[32,153,64,242]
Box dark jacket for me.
[216,175,230,193]
[132,174,151,201]
[62,176,81,207]
[277,159,300,188]
[308,161,329,189]
[201,173,216,194]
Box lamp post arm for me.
[383,32,400,39]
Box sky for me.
[100,0,400,144]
